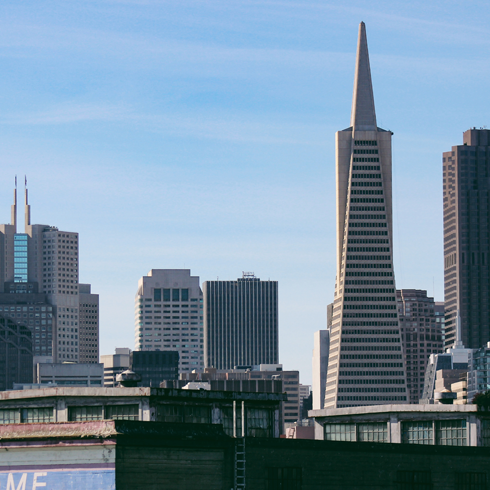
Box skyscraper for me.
[203,273,278,370]
[78,284,99,363]
[443,129,490,349]
[396,289,443,404]
[324,23,408,409]
[0,181,82,362]
[134,269,204,373]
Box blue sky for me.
[0,0,488,384]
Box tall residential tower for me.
[324,23,408,409]
[443,129,490,349]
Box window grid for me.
[324,423,356,441]
[247,408,272,438]
[455,472,487,490]
[68,406,103,421]
[481,420,490,447]
[395,471,432,490]
[401,421,434,445]
[436,420,467,446]
[357,423,388,443]
[104,404,139,421]
[21,408,53,423]
[0,409,20,424]
[267,467,302,490]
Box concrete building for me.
[467,343,490,402]
[203,272,278,370]
[78,284,99,363]
[130,350,179,387]
[397,289,443,404]
[0,181,83,363]
[134,269,203,373]
[164,364,300,429]
[101,348,131,387]
[0,314,33,390]
[0,386,284,439]
[1,420,490,489]
[36,362,104,387]
[443,129,490,349]
[309,404,490,447]
[312,330,329,410]
[324,23,407,409]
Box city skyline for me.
[0,1,488,384]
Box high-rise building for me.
[78,284,99,363]
[203,273,278,370]
[134,269,204,373]
[131,350,179,387]
[397,289,443,404]
[0,182,80,363]
[443,128,490,349]
[0,313,33,390]
[324,23,408,409]
[312,329,329,410]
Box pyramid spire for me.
[350,22,377,131]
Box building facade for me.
[35,362,104,387]
[444,129,490,349]
[101,348,131,387]
[0,183,82,363]
[312,330,329,410]
[0,314,33,390]
[130,350,179,387]
[324,23,407,409]
[134,269,203,373]
[397,289,443,404]
[78,284,99,363]
[203,273,278,370]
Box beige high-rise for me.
[324,23,408,409]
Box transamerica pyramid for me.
[324,23,408,409]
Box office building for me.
[131,350,179,387]
[312,330,329,410]
[35,362,104,387]
[444,129,490,349]
[134,269,204,373]
[397,289,443,404]
[0,181,81,363]
[78,284,99,363]
[324,23,407,409]
[203,273,278,370]
[101,348,131,387]
[0,313,33,390]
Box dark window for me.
[154,289,162,301]
[181,289,189,301]
[163,289,171,301]
[456,472,487,490]
[395,471,432,490]
[267,467,302,490]
[172,289,180,302]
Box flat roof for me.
[309,404,478,419]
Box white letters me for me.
[5,472,47,490]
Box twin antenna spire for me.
[350,22,377,132]
[11,175,30,233]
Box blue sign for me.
[0,469,115,489]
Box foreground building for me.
[443,129,490,349]
[134,269,204,373]
[203,273,278,370]
[324,23,407,409]
[1,419,490,489]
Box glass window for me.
[172,289,180,302]
[222,407,242,437]
[267,468,302,490]
[181,289,189,301]
[401,421,433,445]
[0,409,20,424]
[324,423,356,441]
[158,404,183,423]
[481,420,490,446]
[358,423,387,443]
[395,471,432,490]
[105,404,139,421]
[68,406,103,421]
[163,289,171,301]
[436,420,466,446]
[21,408,53,423]
[247,408,272,438]
[184,406,211,424]
[154,289,162,302]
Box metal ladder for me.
[234,437,246,490]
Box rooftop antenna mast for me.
[24,175,31,232]
[11,176,17,233]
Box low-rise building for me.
[35,362,104,387]
[101,348,131,387]
[131,350,178,387]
